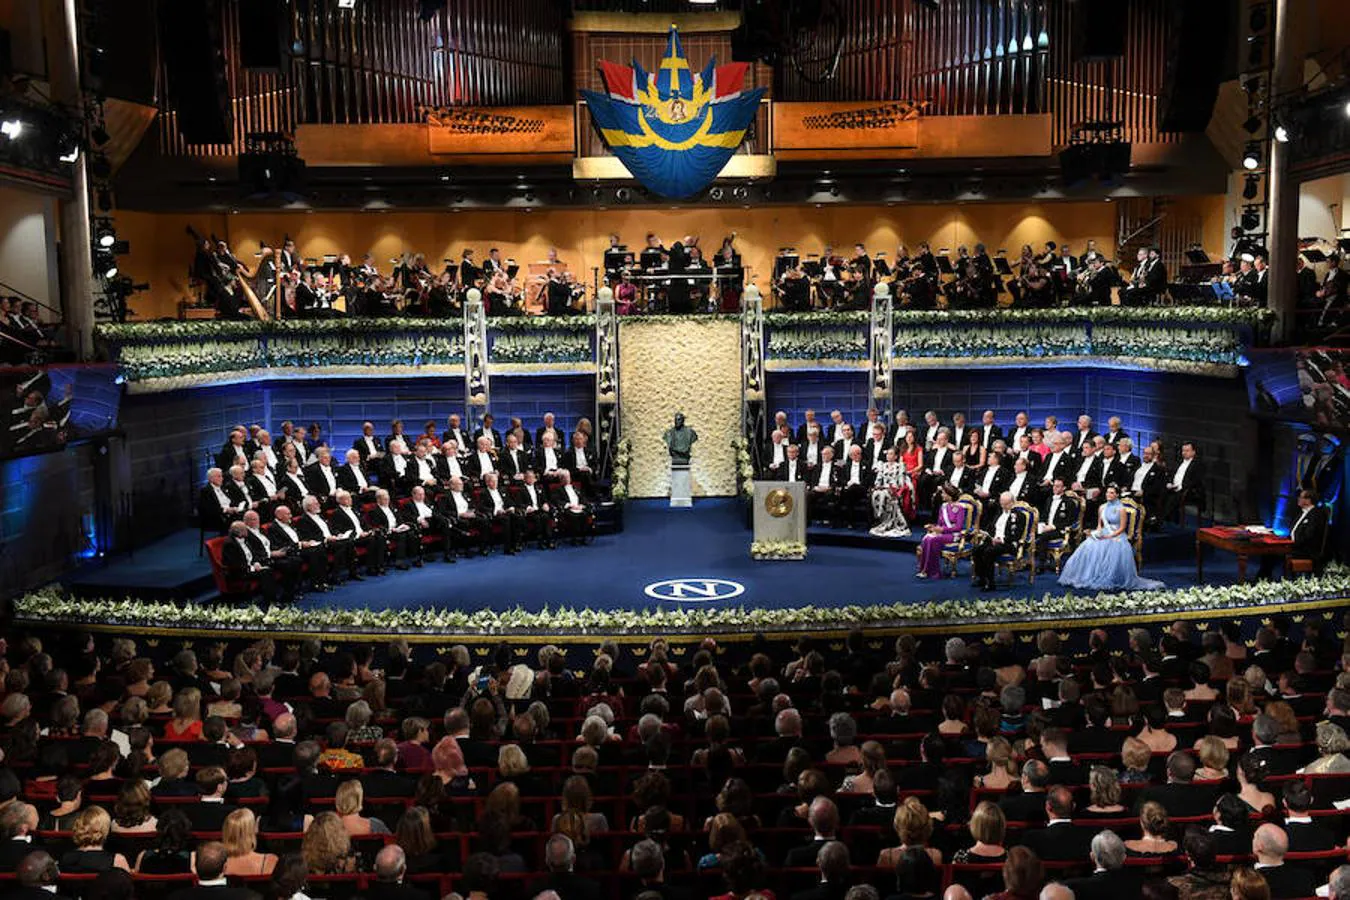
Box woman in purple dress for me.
[917,485,966,578]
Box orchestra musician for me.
[1078,256,1117,307]
[1122,245,1167,306]
[779,265,811,312]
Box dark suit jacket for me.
[1289,506,1329,561]
[1257,863,1318,900]
[303,462,339,497]
[1283,819,1338,852]
[498,447,531,480]
[335,464,373,494]
[167,886,261,900]
[221,538,259,582]
[771,460,812,484]
[363,882,432,900]
[788,883,850,900]
[0,838,43,872]
[536,426,567,450]
[472,427,504,448]
[352,434,384,461]
[998,790,1049,824]
[199,483,245,531]
[1020,821,1095,861]
[1040,494,1080,533]
[182,799,235,831]
[1061,870,1142,900]
[361,768,417,800]
[784,837,833,868]
[533,872,601,900]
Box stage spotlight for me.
[337,0,356,7]
[1249,4,1268,32]
[1,119,24,140]
[1243,76,1261,94]
[1242,143,1262,170]
[90,125,110,147]
[1274,124,1289,142]
[96,187,113,211]
[95,221,116,248]
[1242,115,1263,134]
[1243,174,1260,200]
[1248,36,1265,66]
[90,154,112,178]
[1344,100,1350,118]
[1241,205,1261,231]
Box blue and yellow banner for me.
[579,27,766,199]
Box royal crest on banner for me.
[579,27,766,199]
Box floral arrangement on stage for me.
[489,332,592,366]
[488,315,595,333]
[733,436,755,498]
[1091,325,1247,367]
[619,318,741,498]
[16,566,1350,634]
[766,324,868,362]
[750,540,807,560]
[610,438,633,501]
[893,323,1091,359]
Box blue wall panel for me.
[765,371,872,429]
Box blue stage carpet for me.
[58,499,1236,620]
[65,500,1239,616]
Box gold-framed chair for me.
[938,493,982,578]
[1120,497,1146,570]
[995,500,1039,585]
[1041,491,1085,574]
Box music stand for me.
[506,260,520,280]
[1185,249,1211,264]
[603,248,629,272]
[802,257,823,278]
[640,248,664,271]
[935,256,955,276]
[1339,239,1350,254]
[993,257,1013,276]
[1211,281,1236,304]
[1303,249,1328,264]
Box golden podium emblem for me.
[765,488,794,518]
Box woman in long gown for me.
[917,485,966,578]
[1059,486,1164,590]
[870,448,912,538]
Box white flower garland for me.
[14,568,1349,635]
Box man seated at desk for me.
[1259,489,1329,579]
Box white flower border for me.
[750,540,807,560]
[16,569,1350,636]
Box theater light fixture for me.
[1241,205,1261,231]
[337,0,356,7]
[1242,174,1260,200]
[1242,115,1263,134]
[1274,124,1289,143]
[0,119,24,140]
[1242,143,1262,170]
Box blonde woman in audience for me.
[1263,701,1302,745]
[951,802,1007,863]
[973,737,1018,791]
[877,796,942,867]
[1118,737,1153,785]
[145,681,173,716]
[60,806,131,872]
[1123,802,1177,857]
[164,687,203,740]
[1080,766,1127,818]
[311,780,389,836]
[301,811,357,874]
[1194,736,1231,781]
[222,808,278,876]
[1300,723,1350,774]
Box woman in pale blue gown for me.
[1059,486,1164,590]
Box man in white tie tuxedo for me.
[550,470,592,545]
[468,436,497,482]
[240,510,301,601]
[498,433,530,482]
[773,444,806,483]
[336,449,376,504]
[255,429,279,470]
[352,422,385,465]
[331,489,387,575]
[267,504,330,591]
[221,521,281,604]
[973,491,1023,592]
[1260,489,1329,578]
[563,432,595,493]
[765,429,788,474]
[295,495,356,581]
[245,458,285,521]
[536,432,566,482]
[367,489,416,570]
[477,473,522,555]
[1007,412,1031,450]
[513,469,557,549]
[827,409,848,444]
[1159,440,1205,523]
[436,477,485,556]
[442,415,470,457]
[401,485,453,563]
[409,444,440,493]
[304,448,341,505]
[921,410,942,450]
[200,467,248,534]
[535,412,566,451]
[1037,478,1076,546]
[978,410,1002,450]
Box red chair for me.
[204,536,256,597]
